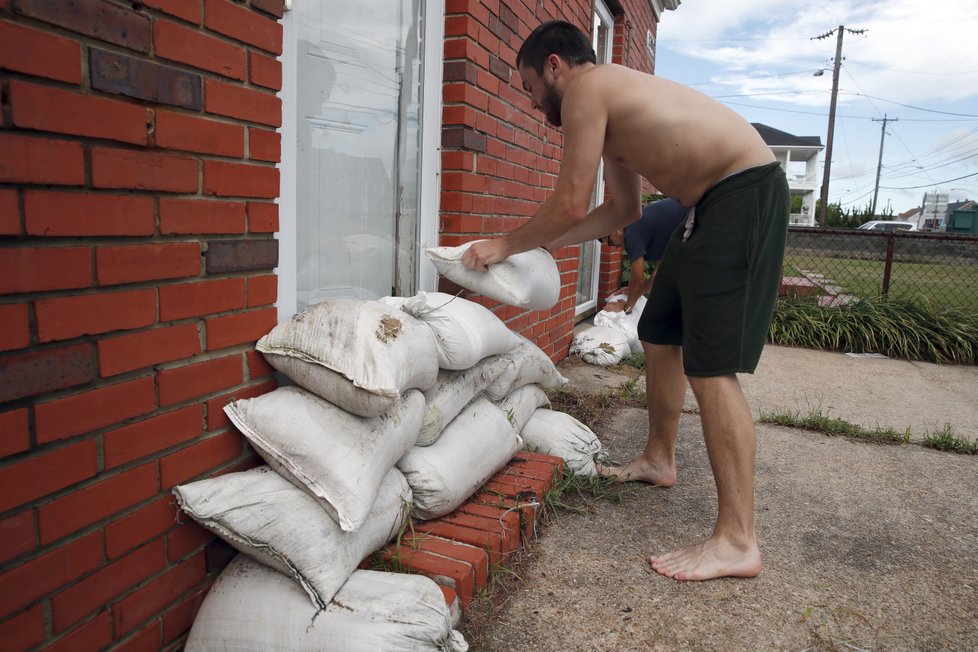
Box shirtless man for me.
[461,21,789,582]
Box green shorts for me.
[638,162,789,376]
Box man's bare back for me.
[571,64,775,207]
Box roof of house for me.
[948,199,975,212]
[899,207,922,219]
[752,123,823,148]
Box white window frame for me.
[276,0,443,322]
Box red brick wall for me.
[0,0,282,649]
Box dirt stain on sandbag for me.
[599,342,615,354]
[375,315,402,344]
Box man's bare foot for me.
[649,536,762,581]
[595,457,676,486]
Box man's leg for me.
[649,373,762,581]
[598,342,683,486]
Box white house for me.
[752,123,824,227]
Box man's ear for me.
[547,53,562,78]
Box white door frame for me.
[276,0,443,322]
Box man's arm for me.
[548,158,642,250]
[623,256,647,314]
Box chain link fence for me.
[781,228,978,315]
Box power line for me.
[879,171,978,190]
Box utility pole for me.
[871,114,897,217]
[813,25,867,227]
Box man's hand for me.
[461,238,510,271]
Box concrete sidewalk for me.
[459,346,978,651]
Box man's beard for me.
[542,82,562,127]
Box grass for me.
[783,253,978,313]
[921,423,978,455]
[769,297,978,364]
[542,470,639,519]
[759,406,911,445]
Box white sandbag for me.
[495,384,551,434]
[482,337,567,401]
[594,292,647,354]
[224,387,424,532]
[397,291,521,370]
[520,408,605,476]
[425,240,560,310]
[569,325,631,366]
[398,398,520,520]
[186,555,468,652]
[173,466,411,610]
[256,299,439,417]
[418,356,506,446]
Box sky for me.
[654,0,978,216]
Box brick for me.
[248,50,281,90]
[89,48,201,111]
[25,190,155,237]
[376,546,476,607]
[159,278,246,321]
[403,534,490,589]
[0,443,99,515]
[496,463,555,493]
[34,375,155,444]
[91,147,198,193]
[205,307,277,351]
[203,160,279,198]
[204,239,278,274]
[114,621,162,652]
[248,127,280,161]
[250,0,284,19]
[204,78,281,127]
[105,405,203,469]
[0,408,29,459]
[246,348,274,379]
[13,0,151,52]
[204,380,275,431]
[413,520,504,565]
[98,323,202,377]
[44,611,112,652]
[0,530,102,619]
[0,511,35,565]
[10,80,150,146]
[158,354,242,406]
[35,289,157,343]
[439,511,519,556]
[442,126,487,152]
[163,586,208,644]
[458,502,524,543]
[0,303,30,352]
[97,242,201,286]
[515,449,565,471]
[52,539,165,632]
[0,343,95,404]
[143,0,201,23]
[115,553,207,635]
[472,492,540,540]
[247,202,278,232]
[159,198,246,234]
[106,497,179,559]
[0,189,18,235]
[0,20,81,83]
[0,133,85,186]
[39,462,159,545]
[166,521,212,562]
[160,430,243,488]
[205,0,283,54]
[154,20,245,80]
[246,274,277,307]
[156,111,245,158]
[0,604,44,652]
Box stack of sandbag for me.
[593,292,647,354]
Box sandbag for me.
[397,291,521,370]
[425,241,560,310]
[256,299,439,417]
[594,292,647,354]
[495,384,551,434]
[186,555,468,652]
[418,356,506,446]
[520,408,605,476]
[398,398,520,520]
[224,386,424,532]
[482,337,567,401]
[569,325,631,366]
[173,466,411,610]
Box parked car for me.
[857,220,918,232]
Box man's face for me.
[520,65,563,127]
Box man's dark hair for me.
[516,20,597,74]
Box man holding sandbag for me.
[461,20,788,582]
